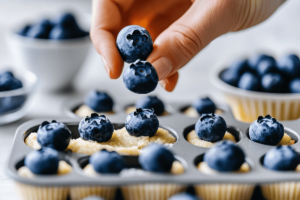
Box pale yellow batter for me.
[125,106,169,116]
[183,107,223,118]
[197,162,250,174]
[25,127,176,156]
[75,104,114,118]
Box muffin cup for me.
[121,183,186,200]
[194,183,255,200]
[261,182,300,200]
[69,185,116,200]
[211,62,300,122]
[15,182,68,200]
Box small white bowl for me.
[210,60,300,123]
[6,31,91,92]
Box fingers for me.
[159,72,179,92]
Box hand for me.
[91,0,285,92]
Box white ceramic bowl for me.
[210,60,300,123]
[6,31,91,92]
[0,68,38,124]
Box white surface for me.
[0,0,300,199]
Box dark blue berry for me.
[24,147,59,175]
[256,59,277,76]
[238,72,260,91]
[135,96,165,116]
[0,96,26,115]
[26,19,53,39]
[123,59,158,94]
[17,25,31,36]
[261,73,284,93]
[78,113,114,143]
[89,149,126,174]
[192,97,216,115]
[249,115,284,145]
[277,54,300,78]
[230,59,250,75]
[289,78,300,93]
[248,54,275,71]
[0,70,23,92]
[116,25,153,63]
[204,140,245,172]
[220,69,240,87]
[168,193,199,200]
[37,120,72,151]
[85,91,114,112]
[125,108,159,137]
[195,113,227,143]
[264,146,300,171]
[139,143,175,173]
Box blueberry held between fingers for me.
[204,140,245,172]
[264,145,300,171]
[277,54,300,78]
[135,96,165,116]
[195,113,227,143]
[125,108,159,137]
[261,73,284,93]
[238,72,260,91]
[123,59,158,94]
[249,115,284,145]
[24,147,59,175]
[139,143,175,173]
[37,120,72,151]
[289,78,300,93]
[89,149,126,174]
[78,113,114,143]
[192,97,216,115]
[168,193,199,200]
[85,90,114,112]
[116,25,153,63]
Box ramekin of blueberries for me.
[211,53,300,122]
[6,12,91,91]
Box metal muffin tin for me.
[6,101,300,195]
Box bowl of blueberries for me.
[211,53,300,123]
[6,12,90,92]
[0,68,38,124]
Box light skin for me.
[91,0,286,92]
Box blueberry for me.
[125,108,159,137]
[0,95,26,115]
[82,196,105,200]
[277,54,300,78]
[231,59,250,74]
[139,143,175,173]
[123,59,158,94]
[192,97,216,115]
[24,147,59,175]
[256,59,277,76]
[261,73,284,93]
[26,19,53,39]
[53,13,78,30]
[84,91,114,112]
[37,120,72,151]
[220,69,240,87]
[195,113,227,143]
[249,115,284,145]
[78,113,114,143]
[248,54,275,71]
[238,72,260,91]
[264,146,300,171]
[135,96,165,116]
[17,25,31,36]
[49,26,88,40]
[289,78,300,93]
[204,140,245,172]
[168,193,199,200]
[0,71,23,92]
[116,25,153,63]
[89,149,126,174]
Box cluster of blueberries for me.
[17,13,88,40]
[221,54,300,93]
[0,71,25,114]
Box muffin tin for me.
[6,101,300,199]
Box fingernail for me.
[102,57,110,76]
[152,57,172,80]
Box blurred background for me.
[1,0,300,199]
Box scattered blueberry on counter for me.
[123,59,158,94]
[263,145,300,171]
[168,193,199,200]
[85,90,114,113]
[249,115,284,145]
[24,147,59,175]
[89,149,126,174]
[139,143,175,173]
[125,108,159,137]
[17,12,89,40]
[195,113,227,143]
[135,96,165,116]
[116,25,153,63]
[37,120,72,151]
[192,97,216,115]
[221,53,300,93]
[204,140,245,172]
[78,113,114,143]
